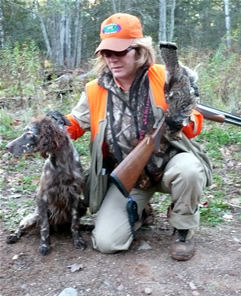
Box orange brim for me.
[95,38,135,54]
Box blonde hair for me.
[94,36,156,74]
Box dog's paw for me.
[6,234,19,244]
[74,238,87,250]
[39,244,50,255]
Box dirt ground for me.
[1,206,241,296]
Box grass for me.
[200,200,231,227]
[0,110,16,140]
[1,197,35,231]
[152,193,171,215]
[197,122,241,226]
[195,123,241,161]
[1,108,240,230]
[73,131,91,162]
[150,122,241,226]
[12,175,39,193]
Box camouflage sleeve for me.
[71,91,91,131]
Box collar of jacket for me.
[97,66,149,96]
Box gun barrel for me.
[198,103,241,123]
[224,117,241,126]
[196,103,241,126]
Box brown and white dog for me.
[6,111,89,255]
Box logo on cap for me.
[102,23,121,35]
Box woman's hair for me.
[94,36,156,74]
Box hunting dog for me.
[6,111,88,255]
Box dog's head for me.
[6,121,41,157]
[6,112,70,158]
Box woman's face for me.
[103,48,137,83]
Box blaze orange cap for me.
[95,13,143,54]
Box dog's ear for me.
[46,110,72,127]
[39,117,66,157]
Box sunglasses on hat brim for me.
[100,47,134,58]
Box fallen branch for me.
[226,202,241,209]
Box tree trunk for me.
[76,9,83,68]
[159,0,166,42]
[223,0,231,48]
[72,0,80,68]
[36,1,52,59]
[65,8,72,68]
[59,10,66,67]
[168,0,176,41]
[0,0,5,49]
[124,0,131,12]
[111,0,117,13]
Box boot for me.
[170,228,195,261]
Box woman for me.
[65,13,212,261]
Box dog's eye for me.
[25,131,34,137]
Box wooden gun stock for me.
[110,117,165,197]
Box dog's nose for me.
[5,142,13,153]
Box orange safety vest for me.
[66,64,203,140]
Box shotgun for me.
[110,104,241,197]
[110,116,165,197]
[196,103,241,126]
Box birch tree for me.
[111,0,117,13]
[223,0,231,48]
[35,1,52,59]
[159,0,166,42]
[124,0,131,11]
[168,0,176,41]
[0,0,5,49]
[72,0,81,68]
[159,0,176,43]
[34,0,83,68]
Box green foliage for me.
[2,0,44,48]
[0,109,36,141]
[200,200,231,227]
[2,0,241,69]
[0,110,16,140]
[180,43,241,111]
[151,193,170,214]
[199,44,241,109]
[73,132,90,157]
[196,121,241,226]
[196,123,241,161]
[2,198,35,232]
[0,41,42,97]
[14,175,39,193]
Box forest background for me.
[0,0,240,111]
[0,0,241,108]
